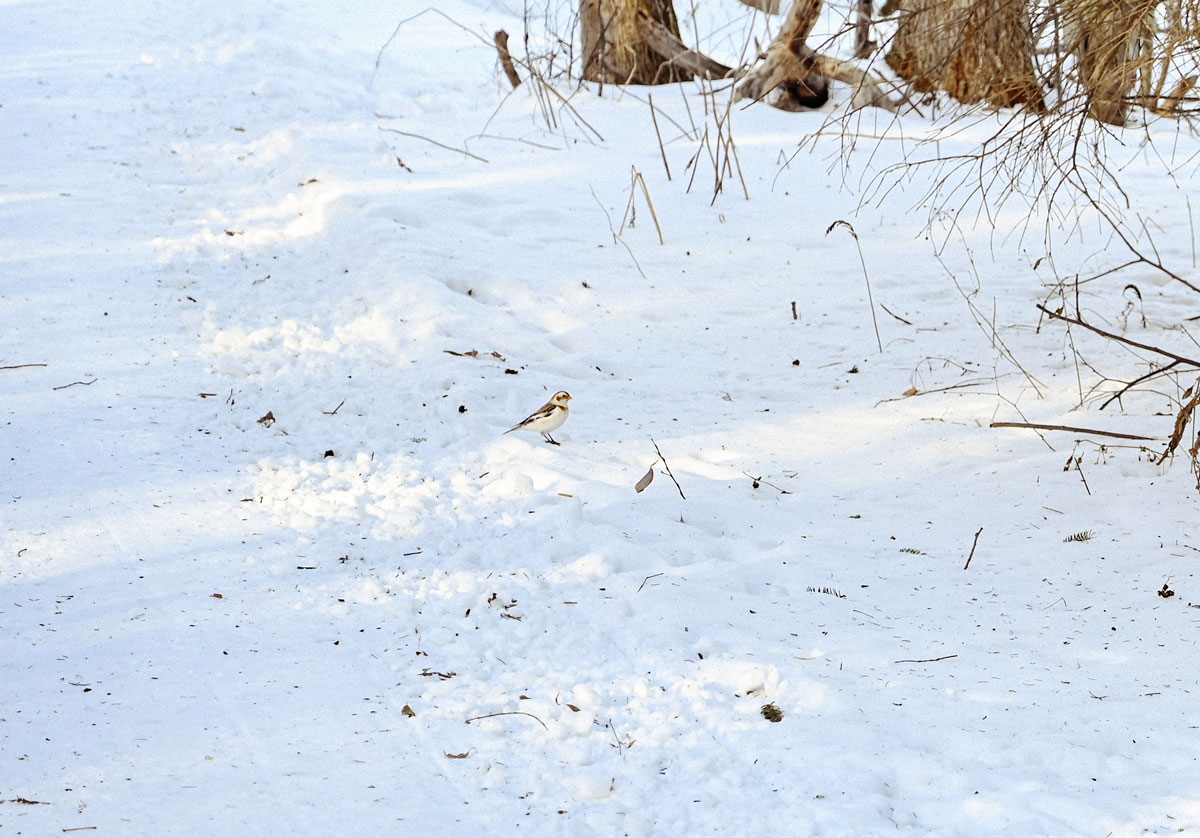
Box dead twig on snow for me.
[651,438,686,499]
[990,422,1154,441]
[465,711,548,731]
[52,378,97,391]
[1037,304,1200,368]
[894,654,958,663]
[637,572,664,593]
[826,221,883,353]
[963,526,983,570]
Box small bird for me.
[504,391,572,445]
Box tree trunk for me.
[886,0,1046,111]
[1069,0,1155,124]
[854,0,876,58]
[581,0,692,84]
[736,0,888,110]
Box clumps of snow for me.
[251,452,441,535]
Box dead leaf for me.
[634,466,655,493]
[444,751,470,759]
[901,387,919,397]
[257,411,275,426]
[401,704,416,717]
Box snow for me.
[4,1,1200,835]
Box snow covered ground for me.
[5,1,1200,835]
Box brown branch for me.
[880,304,912,326]
[963,527,983,570]
[647,93,671,181]
[895,654,959,663]
[493,30,522,89]
[1,363,47,371]
[464,711,548,730]
[637,10,732,80]
[1037,304,1200,367]
[990,421,1154,441]
[651,438,686,500]
[377,127,488,163]
[1099,359,1181,411]
[52,378,97,391]
[637,572,664,593]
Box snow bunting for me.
[504,391,572,445]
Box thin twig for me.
[608,718,625,758]
[1,363,47,370]
[464,711,548,731]
[874,377,995,405]
[894,654,958,663]
[1037,304,1200,367]
[1099,360,1181,411]
[1068,451,1091,496]
[651,438,686,499]
[53,378,97,391]
[377,127,487,163]
[880,304,912,326]
[826,220,883,353]
[323,399,346,416]
[372,8,490,90]
[963,526,983,570]
[591,185,646,279]
[742,471,792,494]
[619,168,664,245]
[990,421,1154,441]
[648,93,671,181]
[637,572,664,593]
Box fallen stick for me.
[990,421,1154,441]
[52,378,97,391]
[637,572,664,593]
[464,711,548,730]
[963,526,983,570]
[894,654,958,664]
[1037,304,1200,367]
[1100,359,1180,411]
[651,438,686,499]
